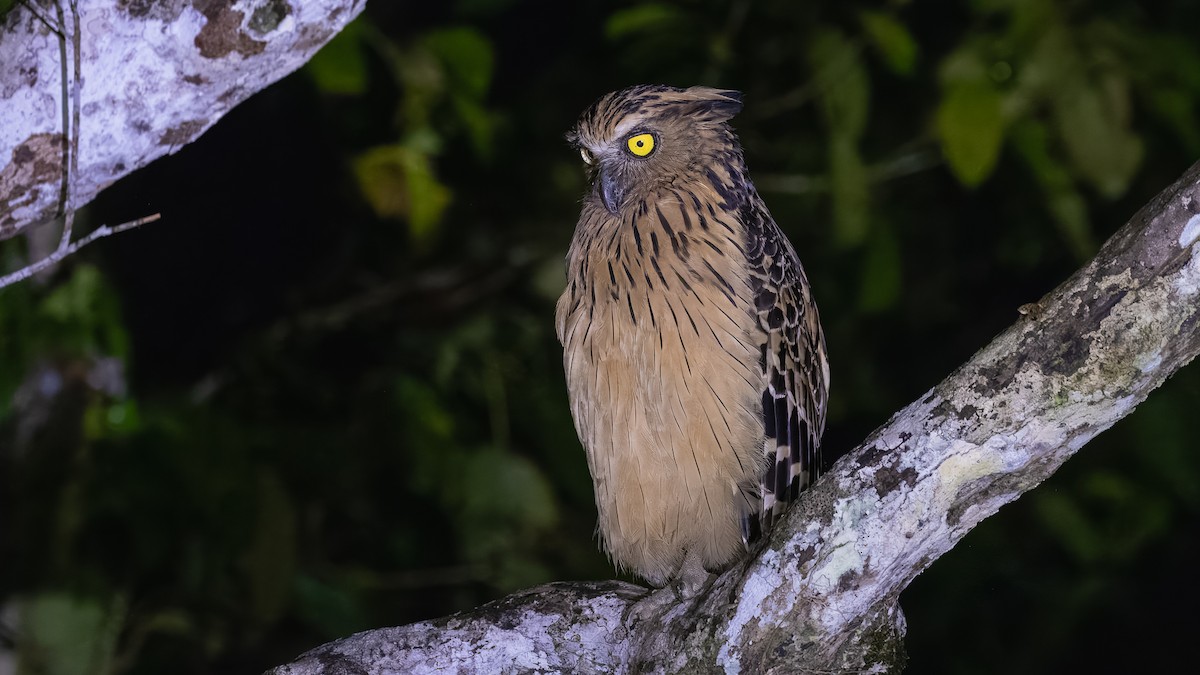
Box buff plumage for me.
[556,85,829,588]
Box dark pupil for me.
[636,140,644,147]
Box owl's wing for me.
[743,210,829,543]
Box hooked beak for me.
[598,165,623,215]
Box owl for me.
[556,85,829,590]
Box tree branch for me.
[0,0,366,241]
[269,160,1200,672]
[0,212,159,288]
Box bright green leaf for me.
[354,145,409,220]
[353,143,452,241]
[604,3,683,40]
[306,20,367,95]
[402,154,452,242]
[860,11,918,76]
[936,82,1005,187]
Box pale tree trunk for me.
[268,161,1200,674]
[0,0,365,240]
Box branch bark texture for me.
[274,161,1200,674]
[0,0,365,240]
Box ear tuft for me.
[686,87,744,122]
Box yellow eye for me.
[626,133,655,157]
[580,147,594,165]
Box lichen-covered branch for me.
[0,0,366,240]
[271,162,1200,674]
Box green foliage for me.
[353,142,452,241]
[5,1,1200,673]
[306,20,368,95]
[604,3,683,40]
[336,23,497,242]
[809,26,871,247]
[936,82,1005,187]
[856,222,901,312]
[1010,120,1095,259]
[859,10,918,76]
[19,593,123,675]
[1051,76,1143,198]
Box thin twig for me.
[56,0,83,250]
[754,145,942,195]
[0,214,161,290]
[0,2,160,291]
[51,0,72,247]
[19,0,63,35]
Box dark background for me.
[3,1,1199,673]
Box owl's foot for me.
[621,552,716,628]
[673,551,716,600]
[621,586,679,628]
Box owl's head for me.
[568,85,744,215]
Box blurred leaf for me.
[1011,120,1095,258]
[424,27,494,100]
[937,41,991,86]
[1032,491,1100,563]
[532,253,568,302]
[306,19,367,95]
[40,264,102,322]
[936,82,1005,187]
[238,468,298,624]
[1045,190,1092,261]
[395,376,458,497]
[20,593,123,675]
[604,3,683,40]
[1129,393,1200,508]
[857,224,902,312]
[403,156,452,241]
[452,95,495,158]
[34,264,129,360]
[458,447,559,589]
[1147,88,1200,156]
[809,27,870,140]
[293,575,369,638]
[460,448,558,532]
[1052,77,1144,198]
[829,135,870,247]
[860,11,918,75]
[84,399,141,440]
[353,143,452,241]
